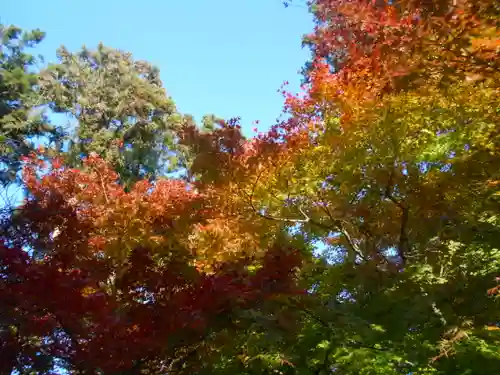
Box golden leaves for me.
[189,217,261,273]
[21,153,286,279]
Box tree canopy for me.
[38,44,185,188]
[0,0,499,374]
[0,24,62,187]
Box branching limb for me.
[384,168,408,264]
[94,165,110,204]
[246,168,310,224]
[316,196,365,261]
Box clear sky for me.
[3,0,313,134]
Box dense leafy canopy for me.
[0,153,302,374]
[38,44,186,188]
[0,0,499,374]
[0,24,62,187]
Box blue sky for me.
[1,0,313,208]
[3,0,313,134]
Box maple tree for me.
[0,153,302,374]
[176,0,500,373]
[1,0,499,373]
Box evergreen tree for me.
[0,24,61,187]
[39,43,184,188]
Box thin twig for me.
[94,166,110,204]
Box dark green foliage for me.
[0,24,61,186]
[39,43,184,188]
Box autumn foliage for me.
[179,0,500,372]
[1,0,499,374]
[0,154,301,373]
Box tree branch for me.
[384,169,408,264]
[252,203,311,224]
[316,199,365,261]
[245,166,363,262]
[94,166,110,204]
[246,168,311,224]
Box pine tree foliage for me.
[0,24,62,187]
[39,44,184,188]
